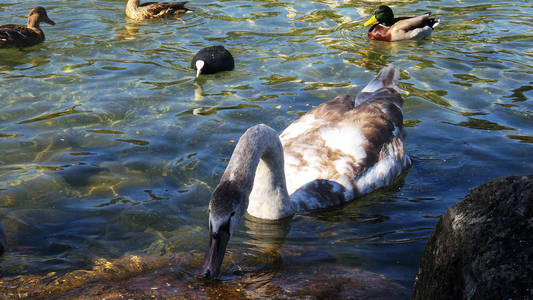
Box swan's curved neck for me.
[221,124,293,220]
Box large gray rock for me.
[413,175,533,300]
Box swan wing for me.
[281,94,366,205]
[281,67,410,211]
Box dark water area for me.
[0,0,532,298]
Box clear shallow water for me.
[0,0,532,296]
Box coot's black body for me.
[191,45,234,77]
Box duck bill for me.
[364,15,377,27]
[44,16,55,26]
[200,229,230,279]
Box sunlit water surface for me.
[0,0,532,297]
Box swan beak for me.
[364,15,377,27]
[195,60,205,78]
[200,227,230,279]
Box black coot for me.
[191,45,234,77]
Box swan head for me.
[201,181,247,279]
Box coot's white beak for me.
[195,60,205,78]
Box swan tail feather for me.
[360,65,400,94]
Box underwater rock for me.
[413,175,533,300]
[0,251,408,299]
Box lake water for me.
[0,0,532,297]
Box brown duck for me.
[125,0,190,22]
[0,6,55,48]
[364,5,439,42]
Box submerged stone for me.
[413,175,533,300]
[0,251,408,299]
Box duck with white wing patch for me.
[0,7,55,48]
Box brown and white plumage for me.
[280,66,409,210]
[125,0,190,22]
[201,66,411,278]
[0,6,55,48]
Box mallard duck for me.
[191,45,235,78]
[125,0,190,23]
[200,66,411,278]
[0,6,55,48]
[364,5,439,41]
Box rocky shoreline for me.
[413,175,533,299]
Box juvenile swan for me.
[201,66,411,278]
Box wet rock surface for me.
[413,175,533,300]
[0,251,408,299]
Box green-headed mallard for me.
[0,7,55,48]
[125,0,190,23]
[364,5,439,42]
